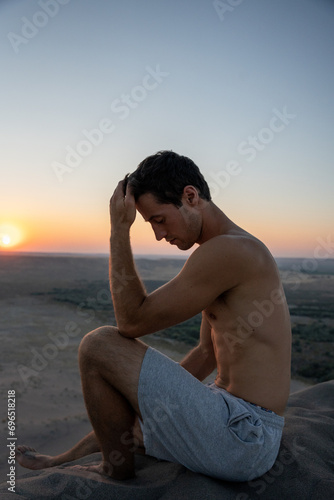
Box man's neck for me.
[197,202,240,245]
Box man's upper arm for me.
[120,236,247,337]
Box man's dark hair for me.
[127,150,211,207]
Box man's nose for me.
[154,227,167,241]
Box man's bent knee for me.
[79,325,120,361]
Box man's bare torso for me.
[135,190,291,415]
[203,229,291,416]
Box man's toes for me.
[16,446,38,459]
[16,445,37,455]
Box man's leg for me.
[16,326,147,478]
[16,422,145,470]
[77,325,148,479]
[16,431,100,470]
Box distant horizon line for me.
[1,250,333,262]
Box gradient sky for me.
[1,0,333,258]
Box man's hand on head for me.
[109,179,136,234]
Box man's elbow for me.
[117,323,137,339]
[117,322,146,339]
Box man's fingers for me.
[125,181,134,199]
[110,181,125,203]
[110,178,135,213]
[117,180,125,194]
[123,174,130,195]
[109,177,136,228]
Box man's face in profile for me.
[136,192,202,251]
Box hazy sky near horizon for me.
[1,0,333,258]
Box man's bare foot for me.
[16,446,53,470]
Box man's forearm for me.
[180,345,216,382]
[109,229,146,333]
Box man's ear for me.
[182,185,199,206]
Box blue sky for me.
[1,0,333,257]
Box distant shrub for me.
[292,322,333,342]
[157,315,201,345]
[299,362,334,382]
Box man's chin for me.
[175,241,194,251]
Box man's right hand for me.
[109,180,136,234]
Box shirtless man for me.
[17,150,291,481]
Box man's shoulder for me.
[186,232,276,279]
[194,232,271,260]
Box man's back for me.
[203,229,291,415]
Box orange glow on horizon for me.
[3,213,328,259]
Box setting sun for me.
[0,223,22,249]
[1,234,11,245]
